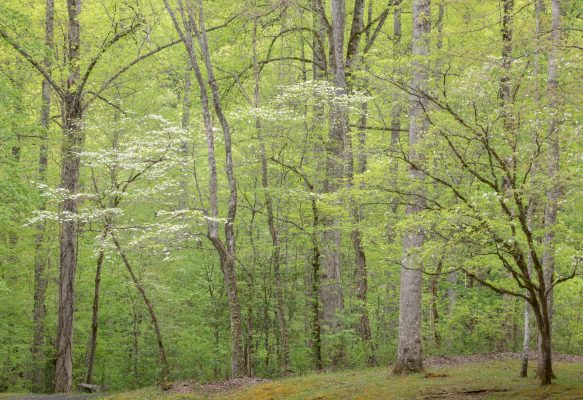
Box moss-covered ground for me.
[3,360,582,399]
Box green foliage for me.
[0,0,581,394]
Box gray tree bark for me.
[193,0,244,377]
[520,0,543,378]
[537,0,561,381]
[394,0,430,375]
[179,71,192,211]
[319,0,348,368]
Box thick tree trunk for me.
[537,0,561,381]
[531,295,553,385]
[31,0,54,392]
[519,0,542,379]
[319,0,348,368]
[54,103,83,394]
[394,0,430,375]
[54,1,83,391]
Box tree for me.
[383,0,576,376]
[393,0,431,375]
[31,0,54,391]
[537,0,562,380]
[164,0,245,377]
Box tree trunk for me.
[387,0,403,243]
[520,281,531,377]
[537,0,561,381]
[179,71,191,211]
[85,229,107,384]
[54,0,83,392]
[31,0,54,392]
[430,257,443,347]
[521,0,542,378]
[531,295,553,385]
[320,0,348,368]
[394,0,430,375]
[195,1,244,377]
[310,204,323,371]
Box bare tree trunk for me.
[430,257,443,347]
[310,199,323,371]
[179,71,192,211]
[521,0,542,378]
[320,0,348,368]
[193,0,244,377]
[531,293,553,385]
[31,0,54,392]
[495,0,517,356]
[111,233,169,381]
[312,0,327,82]
[394,0,430,375]
[54,0,83,392]
[520,259,531,377]
[389,2,402,220]
[85,229,107,384]
[537,0,561,380]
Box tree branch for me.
[0,27,64,97]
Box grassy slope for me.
[102,361,583,400]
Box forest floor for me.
[2,353,582,400]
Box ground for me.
[2,354,582,400]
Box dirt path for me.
[3,396,100,400]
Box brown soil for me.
[167,377,269,395]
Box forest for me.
[0,0,582,398]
